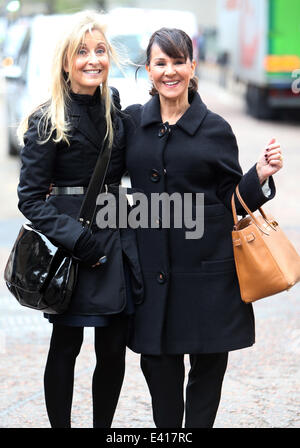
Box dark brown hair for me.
[145,27,198,96]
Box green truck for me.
[217,0,300,118]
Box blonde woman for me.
[17,11,143,428]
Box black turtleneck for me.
[69,87,106,139]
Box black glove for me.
[73,228,107,266]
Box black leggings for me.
[44,315,128,428]
[141,352,228,428]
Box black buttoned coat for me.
[123,92,275,354]
[17,88,143,316]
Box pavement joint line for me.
[0,390,44,417]
[0,366,94,417]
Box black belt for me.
[50,186,87,195]
[50,185,142,196]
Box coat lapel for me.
[140,94,162,127]
[176,93,208,136]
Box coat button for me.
[157,272,167,284]
[158,123,169,137]
[155,217,162,229]
[150,169,160,182]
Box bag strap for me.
[51,90,115,268]
[76,87,117,229]
[231,191,239,227]
[77,136,111,228]
[49,132,112,266]
[231,185,270,234]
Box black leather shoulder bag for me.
[4,135,112,314]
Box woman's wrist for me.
[256,162,268,184]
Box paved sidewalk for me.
[0,280,299,428]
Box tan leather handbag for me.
[231,185,300,303]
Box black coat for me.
[18,88,143,316]
[123,92,275,354]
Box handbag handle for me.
[231,185,270,235]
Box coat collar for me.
[67,95,106,149]
[140,91,208,136]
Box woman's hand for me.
[256,138,283,184]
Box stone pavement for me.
[0,284,299,429]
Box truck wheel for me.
[246,85,274,119]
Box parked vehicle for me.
[106,6,200,106]
[217,0,300,118]
[3,15,66,155]
[2,13,151,155]
[1,18,31,68]
[3,8,198,155]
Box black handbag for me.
[4,136,112,314]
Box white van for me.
[3,8,198,155]
[3,15,68,154]
[105,7,198,107]
[3,13,152,155]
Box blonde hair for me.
[18,10,120,148]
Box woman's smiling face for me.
[65,29,109,95]
[146,43,196,102]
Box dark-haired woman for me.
[123,28,283,428]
